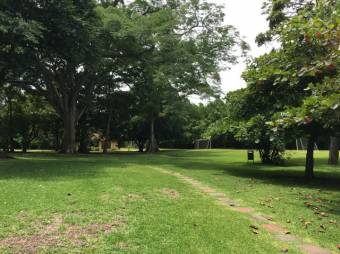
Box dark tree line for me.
[0,0,246,154]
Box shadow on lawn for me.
[150,151,340,188]
[165,158,340,191]
[220,162,340,215]
[152,153,340,215]
[224,163,340,188]
[0,153,125,181]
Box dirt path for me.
[153,166,333,254]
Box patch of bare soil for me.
[16,211,29,221]
[115,241,129,250]
[100,193,113,203]
[0,235,59,254]
[160,188,180,199]
[63,222,114,246]
[0,214,125,253]
[126,193,143,202]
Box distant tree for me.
[93,90,134,153]
[0,86,59,153]
[0,85,25,152]
[205,88,287,164]
[124,0,247,152]
[126,115,149,152]
[16,95,56,153]
[329,137,339,165]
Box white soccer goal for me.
[295,138,319,151]
[194,139,212,149]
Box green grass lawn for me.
[0,150,339,253]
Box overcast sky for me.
[211,0,273,94]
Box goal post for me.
[296,138,319,151]
[194,139,212,149]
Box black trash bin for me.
[247,150,254,162]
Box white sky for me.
[212,0,273,93]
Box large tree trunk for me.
[259,144,273,164]
[136,140,145,153]
[8,97,14,153]
[328,136,339,165]
[305,136,315,179]
[54,129,60,151]
[102,141,109,153]
[22,141,28,153]
[147,117,159,153]
[61,101,77,154]
[21,134,30,153]
[78,122,90,154]
[103,110,112,154]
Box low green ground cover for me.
[0,150,338,253]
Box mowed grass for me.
[148,150,340,252]
[0,150,338,253]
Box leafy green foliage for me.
[0,86,59,151]
[206,0,339,167]
[267,0,339,137]
[98,0,246,152]
[0,0,246,153]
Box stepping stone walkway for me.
[152,166,333,254]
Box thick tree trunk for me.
[8,98,14,153]
[147,117,159,153]
[54,130,60,151]
[78,141,89,153]
[305,136,315,179]
[78,123,90,154]
[103,110,112,154]
[328,136,339,165]
[22,134,29,153]
[259,146,271,164]
[103,141,109,153]
[22,142,28,153]
[61,102,77,154]
[136,140,145,153]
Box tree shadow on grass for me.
[153,154,340,216]
[221,163,340,189]
[143,153,340,195]
[150,151,340,190]
[218,162,340,215]
[0,153,126,181]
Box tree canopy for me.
[0,0,246,154]
[205,0,339,176]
